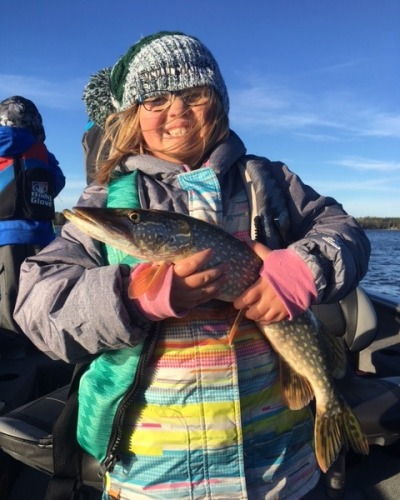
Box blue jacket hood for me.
[0,126,36,156]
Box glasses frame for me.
[138,87,211,112]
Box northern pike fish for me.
[64,206,369,472]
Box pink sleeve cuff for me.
[130,263,188,322]
[260,249,317,319]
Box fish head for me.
[63,207,193,261]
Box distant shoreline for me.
[356,217,400,230]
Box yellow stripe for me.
[240,385,314,436]
[126,400,240,456]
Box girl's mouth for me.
[167,127,189,137]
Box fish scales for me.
[63,207,369,473]
[189,217,262,300]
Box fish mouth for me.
[64,207,127,226]
[63,207,115,233]
[64,207,98,224]
[63,207,136,251]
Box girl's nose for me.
[168,95,188,114]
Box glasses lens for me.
[140,87,211,111]
[142,93,171,111]
[181,87,210,106]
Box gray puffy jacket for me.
[14,133,370,363]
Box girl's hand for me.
[233,242,289,324]
[170,249,229,311]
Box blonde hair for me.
[96,88,229,185]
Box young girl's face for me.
[139,87,210,165]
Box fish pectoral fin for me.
[319,323,348,379]
[227,309,246,345]
[314,400,368,473]
[280,358,314,410]
[128,262,170,299]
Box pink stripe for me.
[144,478,222,491]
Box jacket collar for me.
[116,129,246,180]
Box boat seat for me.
[0,385,68,474]
[312,287,400,495]
[312,286,378,351]
[313,287,400,444]
[0,384,102,492]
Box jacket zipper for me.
[98,323,161,477]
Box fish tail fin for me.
[342,404,369,456]
[314,401,369,473]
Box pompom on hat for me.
[0,95,46,141]
[83,31,229,127]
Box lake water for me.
[361,229,400,298]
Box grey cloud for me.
[332,157,400,172]
[0,73,86,110]
[229,81,400,140]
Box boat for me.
[1,286,400,499]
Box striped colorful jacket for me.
[14,131,370,498]
[77,161,320,499]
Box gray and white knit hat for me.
[0,95,46,141]
[83,31,229,127]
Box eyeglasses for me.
[139,87,211,112]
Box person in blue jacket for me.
[0,95,65,359]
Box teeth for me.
[168,128,188,137]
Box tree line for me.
[356,217,400,230]
[54,212,400,230]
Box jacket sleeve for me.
[47,150,66,196]
[272,162,371,303]
[13,183,152,363]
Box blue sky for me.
[1,0,399,216]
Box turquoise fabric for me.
[76,345,145,461]
[77,170,146,462]
[104,171,142,266]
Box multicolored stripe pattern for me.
[106,315,318,499]
[178,167,223,225]
[104,168,319,499]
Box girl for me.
[14,32,370,499]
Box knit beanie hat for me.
[0,95,46,141]
[83,31,229,127]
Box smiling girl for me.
[15,31,370,499]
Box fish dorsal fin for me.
[128,262,170,299]
[318,323,347,379]
[280,358,314,410]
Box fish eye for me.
[169,236,176,244]
[129,212,140,223]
